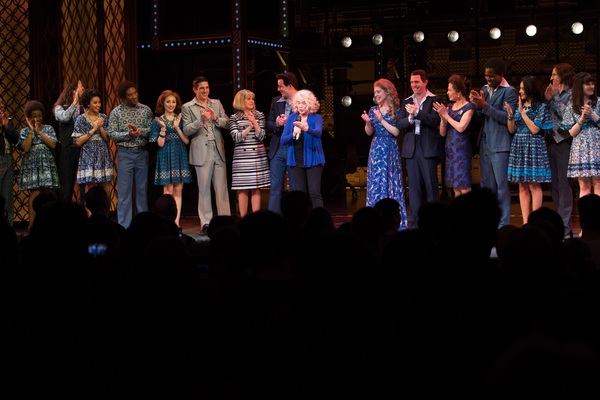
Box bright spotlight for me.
[448,31,459,43]
[372,34,383,45]
[341,37,352,48]
[341,96,353,107]
[489,27,501,39]
[571,22,584,34]
[413,31,425,43]
[526,25,537,37]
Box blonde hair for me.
[374,79,400,121]
[233,89,256,111]
[292,90,320,114]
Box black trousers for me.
[60,146,85,206]
[291,164,324,209]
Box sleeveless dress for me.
[149,117,192,185]
[17,125,60,190]
[366,106,408,231]
[558,98,600,177]
[444,102,475,187]
[229,110,270,190]
[507,102,554,182]
[73,113,114,184]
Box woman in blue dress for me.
[434,75,475,198]
[505,76,554,224]
[360,79,408,230]
[72,89,114,197]
[149,90,191,227]
[558,72,600,198]
[18,100,60,229]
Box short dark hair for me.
[520,76,544,106]
[484,57,507,76]
[117,80,136,100]
[276,72,299,90]
[193,76,209,88]
[554,63,575,88]
[24,100,45,118]
[410,69,428,82]
[448,74,471,98]
[155,90,182,114]
[80,89,102,109]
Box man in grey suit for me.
[182,76,230,233]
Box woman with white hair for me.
[280,89,325,208]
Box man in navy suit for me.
[470,57,518,227]
[266,72,297,214]
[396,69,443,228]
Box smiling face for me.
[194,81,210,103]
[277,79,295,100]
[30,109,43,126]
[485,68,503,89]
[124,87,139,108]
[164,95,177,114]
[447,83,459,102]
[244,95,255,111]
[88,96,101,114]
[410,74,427,96]
[551,68,561,85]
[583,81,596,98]
[374,86,388,105]
[519,82,528,101]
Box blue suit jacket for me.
[473,84,518,152]
[266,96,287,160]
[396,95,443,158]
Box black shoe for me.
[199,224,209,236]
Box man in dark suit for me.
[396,69,443,228]
[266,72,297,214]
[470,57,518,228]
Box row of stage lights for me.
[413,22,585,43]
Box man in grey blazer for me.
[470,57,518,228]
[182,76,230,233]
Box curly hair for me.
[117,80,136,100]
[374,79,400,121]
[24,100,45,118]
[484,57,507,76]
[80,89,102,109]
[155,90,182,114]
[292,90,320,114]
[53,82,78,115]
[233,89,256,111]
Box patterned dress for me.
[559,98,600,177]
[366,106,408,230]
[17,125,60,190]
[507,102,554,182]
[445,102,475,187]
[73,113,114,184]
[149,117,192,185]
[229,111,270,190]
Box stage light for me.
[413,31,424,43]
[489,27,501,39]
[341,37,352,48]
[341,96,352,107]
[372,34,383,45]
[447,30,459,42]
[526,25,537,37]
[571,22,584,34]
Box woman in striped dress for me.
[229,89,270,217]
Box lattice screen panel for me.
[322,65,334,137]
[61,0,98,89]
[0,0,29,223]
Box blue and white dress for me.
[366,106,408,230]
[73,113,114,184]
[149,117,192,185]
[559,98,600,178]
[17,125,60,190]
[507,102,554,182]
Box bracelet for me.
[507,116,514,121]
[577,120,583,126]
[441,124,447,128]
[159,133,166,138]
[87,132,93,138]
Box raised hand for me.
[126,123,141,137]
[174,113,182,126]
[373,108,384,122]
[582,104,592,118]
[405,103,417,116]
[155,116,166,129]
[207,107,217,121]
[293,120,309,132]
[433,102,448,118]
[361,111,370,124]
[517,96,523,113]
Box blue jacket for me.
[280,113,325,167]
[473,84,518,152]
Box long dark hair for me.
[53,82,78,115]
[521,76,544,106]
[572,72,597,114]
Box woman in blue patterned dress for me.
[433,75,475,197]
[72,89,114,198]
[360,79,408,230]
[18,100,60,229]
[229,89,270,217]
[505,76,554,224]
[558,72,600,198]
[149,90,191,227]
